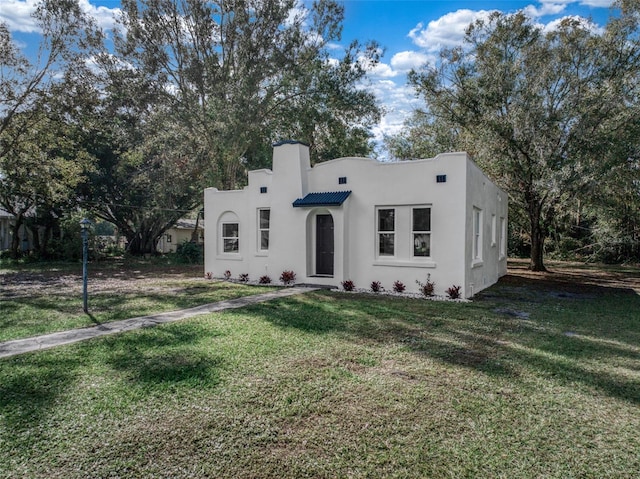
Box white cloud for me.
[523,2,569,18]
[367,62,399,78]
[523,0,613,18]
[0,0,119,33]
[365,79,422,142]
[580,0,613,6]
[390,50,433,73]
[542,14,604,34]
[408,9,496,52]
[0,0,40,33]
[80,0,120,31]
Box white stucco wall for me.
[463,160,509,298]
[204,142,507,298]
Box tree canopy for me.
[398,7,640,270]
[1,0,381,256]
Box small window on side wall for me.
[222,223,239,253]
[491,214,497,247]
[500,216,506,259]
[412,207,431,257]
[473,207,482,260]
[377,208,395,256]
[258,209,270,251]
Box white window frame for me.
[499,216,506,259]
[258,208,270,252]
[221,222,239,253]
[412,207,431,258]
[377,208,395,257]
[473,207,482,262]
[491,214,497,247]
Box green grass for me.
[0,261,277,341]
[0,279,275,342]
[1,265,640,478]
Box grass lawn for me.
[1,260,639,478]
[0,259,277,341]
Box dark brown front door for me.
[316,214,334,275]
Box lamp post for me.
[80,218,91,313]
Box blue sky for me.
[1,0,617,149]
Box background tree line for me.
[1,0,381,258]
[1,0,638,268]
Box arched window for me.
[218,211,240,254]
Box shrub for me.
[239,273,249,283]
[204,272,213,280]
[280,270,296,285]
[370,281,382,293]
[446,285,462,299]
[223,270,232,280]
[176,240,203,264]
[259,275,272,284]
[341,280,355,291]
[393,281,406,293]
[416,274,435,297]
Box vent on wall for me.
[436,175,447,183]
[260,186,268,193]
[338,177,347,184]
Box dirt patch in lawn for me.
[0,262,204,300]
[500,259,640,295]
[2,258,638,302]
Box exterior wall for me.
[204,142,507,298]
[305,154,469,295]
[464,160,509,297]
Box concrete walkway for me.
[0,286,318,359]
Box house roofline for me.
[272,140,310,147]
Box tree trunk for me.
[191,211,202,243]
[126,231,159,256]
[39,224,52,258]
[30,225,41,255]
[9,215,23,259]
[529,202,547,272]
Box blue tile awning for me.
[292,191,352,208]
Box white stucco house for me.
[204,141,507,298]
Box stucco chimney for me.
[272,140,310,197]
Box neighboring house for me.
[204,141,508,298]
[157,219,204,254]
[0,208,33,253]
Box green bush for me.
[175,240,203,264]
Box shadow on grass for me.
[0,322,225,450]
[243,283,640,405]
[0,284,271,341]
[0,354,83,450]
[102,323,224,387]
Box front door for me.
[316,214,334,275]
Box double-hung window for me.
[412,207,431,257]
[473,207,482,260]
[499,216,506,259]
[377,208,395,256]
[222,223,239,253]
[258,209,270,251]
[491,214,497,247]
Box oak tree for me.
[407,10,639,270]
